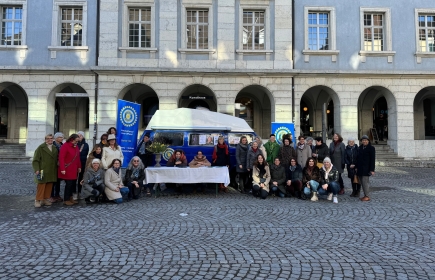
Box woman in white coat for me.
[102,134,124,169]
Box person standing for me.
[58,134,82,206]
[32,134,58,207]
[212,136,230,193]
[329,133,346,195]
[264,134,280,165]
[296,136,312,167]
[312,137,328,168]
[375,114,387,141]
[137,133,153,168]
[345,137,360,197]
[50,132,64,202]
[102,134,124,169]
[356,135,376,202]
[278,137,296,170]
[98,133,108,149]
[77,131,89,198]
[236,136,249,193]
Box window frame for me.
[236,3,273,58]
[302,6,338,63]
[48,0,88,59]
[59,7,83,47]
[359,7,395,63]
[120,0,157,55]
[179,1,215,57]
[414,9,435,63]
[0,0,27,53]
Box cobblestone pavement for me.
[0,163,434,280]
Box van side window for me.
[154,132,184,146]
[228,133,254,147]
[189,133,220,146]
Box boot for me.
[338,187,345,195]
[355,185,361,198]
[311,192,318,202]
[63,200,74,206]
[350,184,357,197]
[70,196,78,204]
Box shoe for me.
[43,199,52,206]
[34,200,41,208]
[48,197,57,203]
[310,192,318,202]
[327,193,333,201]
[63,200,74,206]
[333,196,338,204]
[360,196,370,202]
[89,197,96,203]
[338,188,345,195]
[70,196,79,204]
[56,196,63,202]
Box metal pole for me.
[93,0,101,147]
[322,103,327,141]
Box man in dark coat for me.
[356,135,376,201]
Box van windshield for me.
[154,132,184,146]
[228,133,254,147]
[189,133,220,146]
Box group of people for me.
[235,133,376,203]
[32,127,155,207]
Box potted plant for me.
[146,141,168,167]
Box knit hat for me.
[323,157,332,164]
[360,135,369,141]
[92,159,101,164]
[54,132,64,139]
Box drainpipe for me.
[92,0,100,146]
[291,0,295,124]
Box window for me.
[1,6,22,45]
[153,132,184,147]
[363,13,384,51]
[302,7,338,62]
[60,7,83,46]
[128,7,151,48]
[418,14,435,52]
[359,8,394,62]
[189,133,219,146]
[242,10,265,50]
[228,133,254,147]
[308,12,329,50]
[186,9,208,49]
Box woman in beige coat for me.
[252,154,271,199]
[104,159,129,203]
[102,134,124,169]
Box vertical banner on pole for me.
[117,100,141,168]
[271,123,296,147]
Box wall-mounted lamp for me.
[303,107,308,112]
[326,110,330,114]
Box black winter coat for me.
[319,166,339,185]
[123,168,145,185]
[344,144,359,178]
[78,139,89,163]
[314,143,329,163]
[269,164,287,194]
[286,164,303,182]
[356,143,376,176]
[213,145,230,167]
[236,143,249,172]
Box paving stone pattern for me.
[0,163,434,280]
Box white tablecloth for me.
[145,167,230,187]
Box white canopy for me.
[145,108,254,133]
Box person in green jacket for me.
[263,134,280,165]
[32,134,58,208]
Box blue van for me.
[136,108,259,186]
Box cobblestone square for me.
[0,163,434,280]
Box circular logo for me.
[163,148,174,161]
[119,106,138,127]
[274,126,293,145]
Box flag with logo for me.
[117,100,141,167]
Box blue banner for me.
[117,100,141,168]
[271,123,296,147]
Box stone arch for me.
[118,83,159,130]
[235,85,275,138]
[358,86,397,143]
[300,85,340,139]
[178,84,217,112]
[0,82,28,143]
[414,86,435,140]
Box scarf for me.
[47,144,53,151]
[251,147,258,153]
[257,163,266,177]
[93,151,102,160]
[239,142,248,151]
[170,153,186,163]
[297,142,305,150]
[322,164,333,180]
[212,143,229,161]
[130,167,140,179]
[113,167,120,175]
[289,165,296,172]
[332,140,341,155]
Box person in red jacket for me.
[58,134,82,206]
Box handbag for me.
[353,174,360,184]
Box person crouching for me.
[82,159,105,203]
[252,154,271,199]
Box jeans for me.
[113,188,129,204]
[304,180,319,195]
[252,184,268,199]
[270,186,285,198]
[317,181,340,196]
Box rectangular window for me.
[1,6,22,46]
[153,132,184,147]
[128,7,151,48]
[418,14,435,52]
[363,13,384,51]
[186,9,208,49]
[308,12,329,50]
[242,10,265,50]
[60,7,83,46]
[189,133,219,146]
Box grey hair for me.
[54,132,64,139]
[306,137,314,142]
[127,156,144,170]
[323,157,332,164]
[77,131,85,138]
[348,137,356,143]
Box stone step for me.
[377,160,435,168]
[0,156,31,162]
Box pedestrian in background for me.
[102,134,124,169]
[296,135,311,167]
[58,134,81,206]
[32,134,58,208]
[264,134,279,165]
[50,132,64,202]
[345,137,360,197]
[77,131,89,199]
[329,133,346,194]
[356,135,376,202]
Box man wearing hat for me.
[356,135,376,201]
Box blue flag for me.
[117,100,141,168]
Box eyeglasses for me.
[133,160,139,162]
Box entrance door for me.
[0,95,9,138]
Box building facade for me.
[0,0,434,160]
